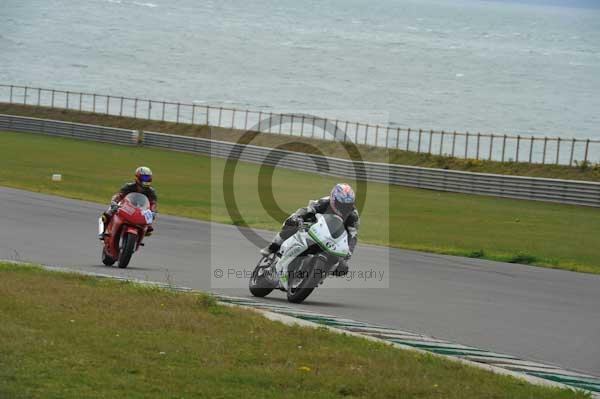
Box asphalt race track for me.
[1,186,599,376]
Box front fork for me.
[98,217,105,237]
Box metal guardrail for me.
[2,83,600,166]
[2,114,599,207]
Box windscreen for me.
[125,192,150,209]
[322,213,346,239]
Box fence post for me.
[464,132,469,159]
[451,131,457,156]
[375,125,380,147]
[386,126,391,147]
[278,114,283,134]
[37,88,41,106]
[407,128,412,151]
[243,109,248,130]
[218,107,223,127]
[569,138,576,166]
[439,130,445,155]
[428,130,433,154]
[300,115,305,136]
[476,133,481,160]
[268,112,273,133]
[417,129,422,153]
[501,134,507,162]
[206,106,210,126]
[52,90,56,108]
[79,93,83,111]
[176,103,181,123]
[231,109,236,129]
[528,136,534,163]
[66,91,69,109]
[323,119,329,140]
[118,97,123,116]
[92,93,96,112]
[584,139,590,163]
[134,98,138,118]
[396,128,400,149]
[23,86,28,105]
[556,138,561,165]
[343,121,349,142]
[516,135,521,162]
[289,114,293,135]
[191,105,196,125]
[354,122,359,143]
[489,134,494,160]
[106,96,110,115]
[363,124,369,145]
[9,85,13,103]
[147,100,152,119]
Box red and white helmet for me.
[135,166,153,188]
[330,183,355,218]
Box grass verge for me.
[0,262,589,399]
[1,130,600,274]
[2,102,600,182]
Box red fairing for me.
[102,194,152,262]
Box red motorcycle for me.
[99,192,154,268]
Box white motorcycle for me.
[249,213,350,303]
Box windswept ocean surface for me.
[1,0,599,138]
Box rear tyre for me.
[249,256,276,297]
[118,232,137,269]
[101,248,115,266]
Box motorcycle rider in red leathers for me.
[261,183,359,275]
[99,166,158,239]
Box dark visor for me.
[139,174,152,182]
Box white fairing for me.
[275,213,350,289]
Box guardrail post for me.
[584,139,590,163]
[23,86,28,105]
[176,103,181,123]
[464,132,469,159]
[451,131,456,156]
[428,130,433,154]
[516,135,521,162]
[37,88,41,106]
[232,109,236,129]
[542,137,548,164]
[9,85,13,103]
[489,134,494,160]
[52,90,56,108]
[417,129,422,153]
[569,138,576,166]
[134,98,138,118]
[439,130,445,155]
[476,133,481,160]
[501,134,507,162]
[556,138,561,165]
[528,136,534,163]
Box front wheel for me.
[286,257,324,304]
[118,232,137,268]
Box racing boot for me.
[260,233,283,257]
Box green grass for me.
[1,130,600,274]
[2,102,600,181]
[0,262,589,399]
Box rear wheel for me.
[118,232,137,268]
[249,256,276,297]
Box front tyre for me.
[118,232,137,268]
[286,257,324,304]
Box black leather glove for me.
[110,201,119,213]
[285,215,303,227]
